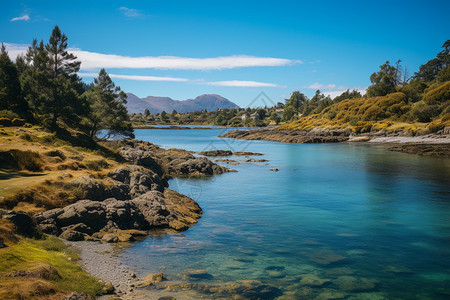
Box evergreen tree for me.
[366,61,399,97]
[21,26,87,130]
[0,44,29,116]
[83,69,133,139]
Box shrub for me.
[11,118,25,126]
[0,118,12,127]
[410,102,441,122]
[0,110,19,119]
[423,81,450,105]
[362,106,384,121]
[84,159,110,171]
[10,150,43,172]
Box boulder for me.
[67,176,130,201]
[109,165,167,197]
[2,211,36,237]
[198,150,233,156]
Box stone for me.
[181,269,214,281]
[2,211,36,237]
[299,274,330,286]
[332,276,377,292]
[102,234,119,243]
[269,168,280,171]
[198,150,233,156]
[59,229,86,241]
[63,292,94,300]
[102,282,115,294]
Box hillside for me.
[126,93,240,114]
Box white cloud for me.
[79,72,188,82]
[119,7,144,18]
[303,83,338,90]
[206,80,285,88]
[73,51,300,71]
[323,87,367,99]
[10,14,30,22]
[4,43,300,71]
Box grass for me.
[0,235,104,299]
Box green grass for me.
[0,235,103,298]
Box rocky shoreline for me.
[220,128,450,157]
[1,138,237,299]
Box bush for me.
[11,118,25,126]
[0,110,19,119]
[0,118,12,127]
[410,102,440,122]
[10,150,43,172]
[362,106,384,121]
[423,81,450,105]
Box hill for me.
[125,93,240,114]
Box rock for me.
[198,150,233,156]
[120,146,161,173]
[269,168,279,171]
[315,289,347,300]
[102,282,115,294]
[332,276,377,291]
[101,233,119,243]
[181,269,214,281]
[63,292,94,300]
[67,176,130,201]
[306,249,346,265]
[2,211,36,237]
[168,156,228,176]
[299,274,330,286]
[233,152,264,156]
[142,272,166,283]
[35,189,202,236]
[59,229,86,241]
[109,165,166,197]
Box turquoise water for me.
[121,128,450,299]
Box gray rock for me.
[2,211,36,237]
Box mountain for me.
[125,93,240,114]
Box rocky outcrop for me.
[108,165,167,197]
[198,150,233,156]
[388,143,450,158]
[220,128,349,143]
[66,176,130,201]
[118,140,230,176]
[34,189,202,240]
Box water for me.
[120,127,450,299]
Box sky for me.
[1,0,449,108]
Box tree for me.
[21,26,87,130]
[161,111,168,122]
[366,61,398,97]
[286,91,307,117]
[256,108,266,120]
[83,69,133,139]
[414,40,449,82]
[0,44,29,116]
[333,89,362,102]
[144,108,150,117]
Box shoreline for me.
[219,128,450,157]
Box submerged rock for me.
[181,269,214,281]
[299,274,330,286]
[332,276,377,292]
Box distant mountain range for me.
[125,93,240,114]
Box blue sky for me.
[1,0,449,108]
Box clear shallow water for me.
[121,128,450,299]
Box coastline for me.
[219,128,450,157]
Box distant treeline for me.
[0,26,133,139]
[132,40,449,128]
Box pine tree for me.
[83,69,133,139]
[0,44,29,116]
[21,26,87,130]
